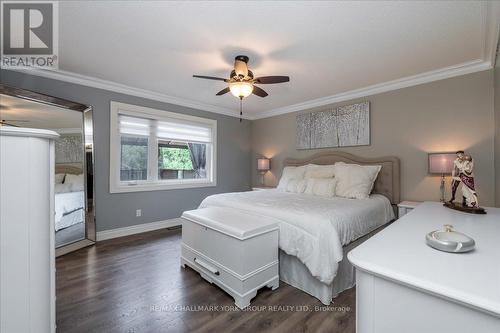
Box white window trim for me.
[109,101,217,193]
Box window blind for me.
[119,114,212,143]
[119,115,151,137]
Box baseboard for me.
[56,239,95,257]
[96,218,182,241]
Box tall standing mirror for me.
[0,84,95,256]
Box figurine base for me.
[443,202,486,214]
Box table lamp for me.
[257,158,270,186]
[428,153,455,202]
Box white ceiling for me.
[0,94,83,131]
[8,1,500,119]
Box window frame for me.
[110,101,217,193]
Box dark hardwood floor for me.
[56,228,356,333]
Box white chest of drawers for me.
[0,127,59,333]
[397,200,421,218]
[181,207,280,309]
[349,202,500,333]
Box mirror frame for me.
[0,84,96,256]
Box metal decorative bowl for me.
[425,224,475,253]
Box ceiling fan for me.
[193,55,290,121]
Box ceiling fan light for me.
[229,81,253,98]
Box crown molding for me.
[4,57,491,122]
[252,59,492,119]
[2,67,251,120]
[3,58,492,122]
[482,0,500,66]
[250,1,500,120]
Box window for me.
[158,142,194,180]
[120,136,148,181]
[110,102,217,193]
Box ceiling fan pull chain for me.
[239,97,243,122]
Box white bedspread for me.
[200,190,394,284]
[55,191,85,231]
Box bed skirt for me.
[279,222,390,305]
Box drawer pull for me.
[194,257,220,276]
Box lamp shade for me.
[428,153,455,174]
[229,81,253,98]
[257,158,270,171]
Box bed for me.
[55,165,85,232]
[199,151,400,304]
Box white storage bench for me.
[181,207,280,309]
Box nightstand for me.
[252,186,276,191]
[398,201,422,218]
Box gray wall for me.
[251,70,497,207]
[1,70,252,231]
[495,50,500,207]
[2,66,498,234]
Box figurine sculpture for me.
[445,151,485,214]
[449,151,466,204]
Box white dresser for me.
[181,207,279,309]
[0,127,59,333]
[397,200,421,218]
[348,202,500,333]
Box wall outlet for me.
[136,209,142,217]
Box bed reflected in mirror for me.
[0,85,95,255]
[55,164,85,247]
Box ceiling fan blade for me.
[254,76,290,84]
[252,86,268,97]
[2,119,29,122]
[0,121,20,127]
[216,87,230,96]
[193,75,228,82]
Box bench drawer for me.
[181,243,279,308]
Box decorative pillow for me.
[285,179,307,193]
[304,164,335,179]
[65,174,84,192]
[304,178,337,197]
[333,162,381,199]
[55,173,66,184]
[277,166,307,190]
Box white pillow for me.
[333,162,381,199]
[304,178,337,197]
[55,183,72,194]
[285,179,307,193]
[55,173,65,184]
[277,166,307,190]
[65,174,84,192]
[304,164,335,179]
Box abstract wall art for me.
[296,101,370,149]
[55,134,84,164]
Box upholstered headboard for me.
[284,151,400,205]
[55,164,83,175]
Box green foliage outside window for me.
[159,146,193,170]
[120,137,148,181]
[121,137,148,170]
[121,145,148,170]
